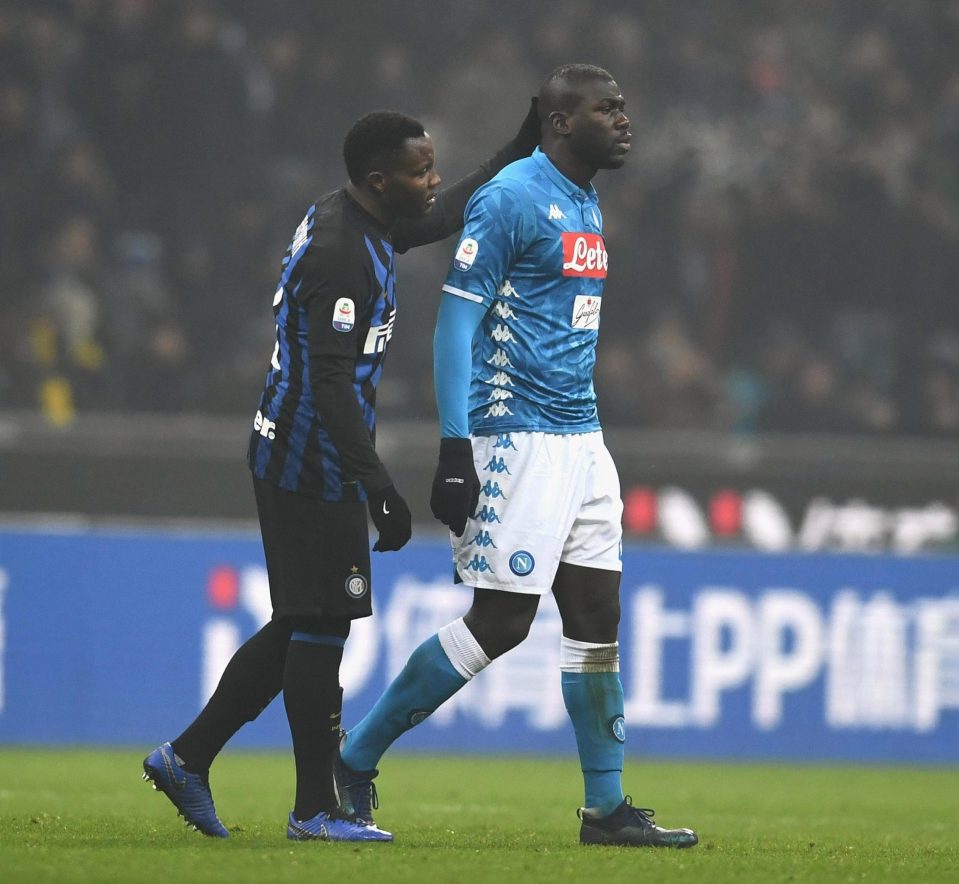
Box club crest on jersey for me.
[509,550,535,576]
[572,294,602,330]
[454,237,479,271]
[345,574,368,598]
[332,297,355,332]
[562,233,608,278]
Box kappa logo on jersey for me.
[562,233,608,278]
[484,456,511,474]
[363,307,395,354]
[548,204,566,220]
[498,280,520,299]
[571,294,602,330]
[453,237,479,271]
[491,324,516,343]
[487,388,513,402]
[481,480,507,499]
[487,349,514,368]
[469,529,498,548]
[485,402,514,418]
[485,371,515,387]
[493,433,517,450]
[464,554,494,573]
[332,297,356,332]
[493,301,517,320]
[475,504,502,523]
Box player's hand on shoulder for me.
[513,96,540,156]
[430,438,481,537]
[368,484,412,552]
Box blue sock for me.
[342,634,467,771]
[562,670,625,816]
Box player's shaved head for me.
[538,64,617,117]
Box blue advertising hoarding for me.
[0,526,957,763]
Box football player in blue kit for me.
[337,65,698,848]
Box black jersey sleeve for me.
[300,231,392,494]
[391,99,540,253]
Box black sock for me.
[172,619,291,772]
[283,637,344,821]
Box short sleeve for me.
[441,179,533,308]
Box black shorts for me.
[252,476,373,621]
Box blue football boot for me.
[578,797,698,848]
[142,742,229,838]
[286,809,393,842]
[333,731,382,826]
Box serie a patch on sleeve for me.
[453,237,479,271]
[332,297,355,332]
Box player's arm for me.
[391,98,539,253]
[434,294,487,438]
[301,237,411,550]
[429,180,529,535]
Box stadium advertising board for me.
[621,482,959,555]
[0,528,956,763]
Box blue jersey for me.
[441,148,607,435]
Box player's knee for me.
[563,595,620,644]
[464,607,535,659]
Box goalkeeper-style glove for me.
[430,438,480,537]
[367,484,412,552]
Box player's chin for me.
[601,155,628,170]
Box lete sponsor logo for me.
[561,233,607,278]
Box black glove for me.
[367,484,412,552]
[430,438,480,537]
[511,96,541,156]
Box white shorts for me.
[451,431,623,595]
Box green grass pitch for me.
[1,749,957,883]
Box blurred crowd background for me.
[3,0,959,437]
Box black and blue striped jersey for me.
[248,189,396,500]
[246,132,533,502]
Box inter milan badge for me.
[332,297,355,332]
[509,550,535,576]
[609,715,626,743]
[345,573,368,598]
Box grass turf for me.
[1,749,957,883]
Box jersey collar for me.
[531,147,599,204]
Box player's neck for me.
[542,145,596,190]
[345,183,395,229]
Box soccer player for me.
[142,103,540,842]
[335,65,698,848]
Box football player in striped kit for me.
[337,65,698,849]
[143,102,540,842]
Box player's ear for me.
[366,170,387,194]
[549,110,570,136]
